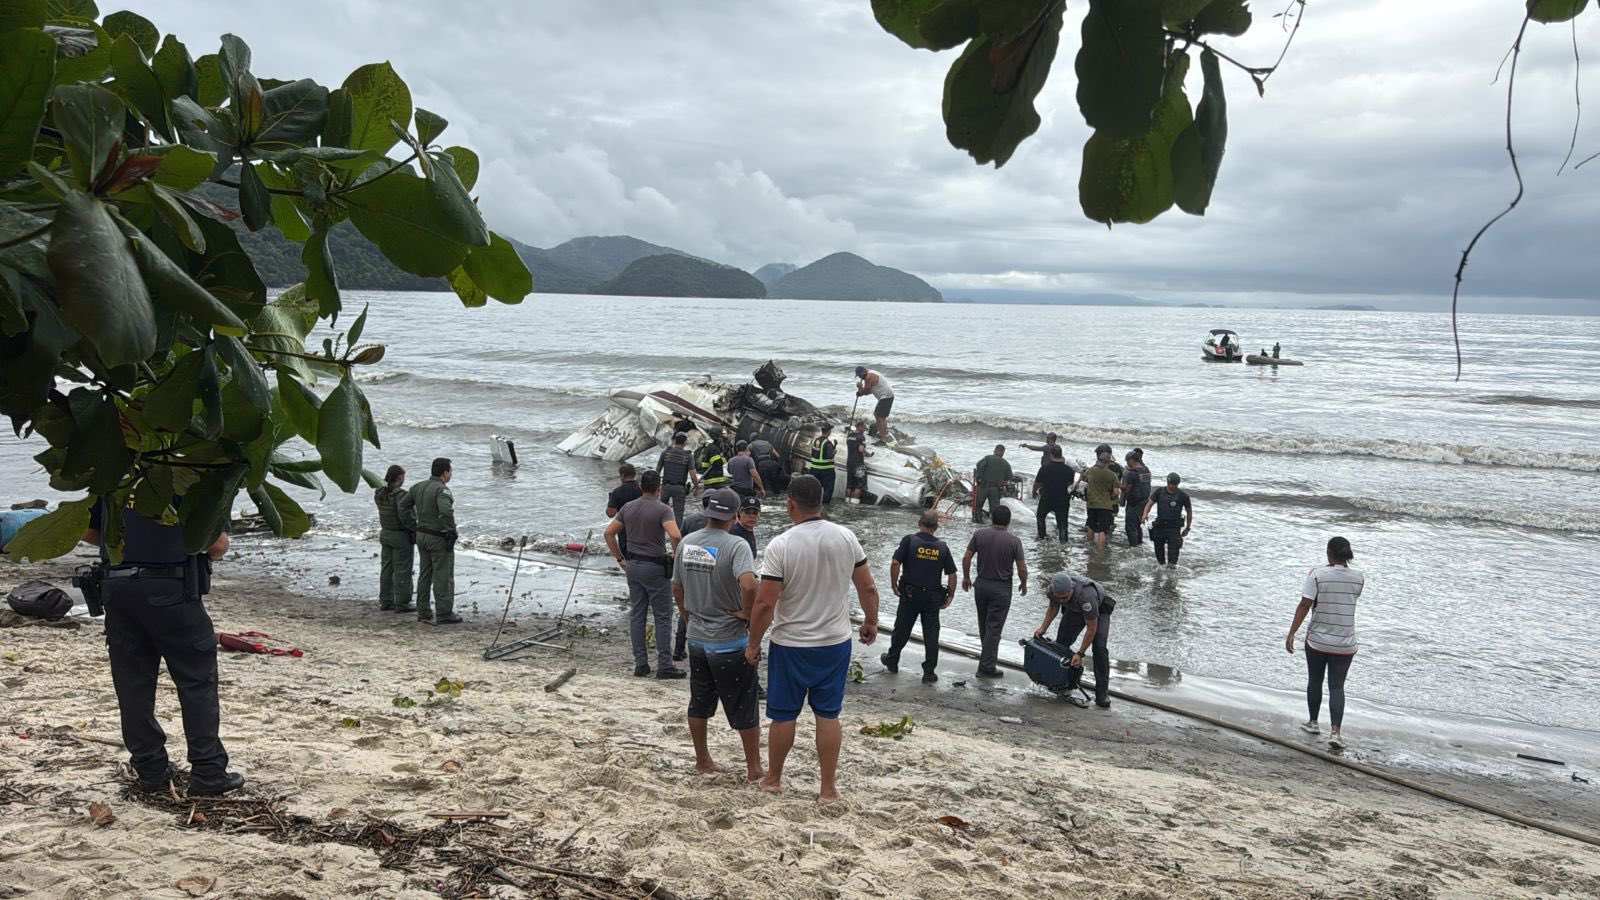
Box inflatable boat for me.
[1246,354,1303,366]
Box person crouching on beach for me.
[1033,572,1115,709]
[1285,536,1364,751]
[672,489,763,781]
[746,475,881,803]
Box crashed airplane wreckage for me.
[547,362,969,508]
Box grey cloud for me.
[132,0,1600,309]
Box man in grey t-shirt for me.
[728,441,765,500]
[962,504,1028,678]
[605,471,684,679]
[672,488,763,781]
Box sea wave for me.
[893,413,1600,473]
[356,370,605,399]
[1459,393,1600,410]
[1187,489,1600,535]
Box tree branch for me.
[1557,16,1581,175]
[1450,13,1531,382]
[1259,0,1306,87]
[328,151,418,197]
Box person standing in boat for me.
[854,365,896,445]
[1285,536,1364,751]
[1273,342,1282,359]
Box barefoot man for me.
[673,488,763,780]
[746,475,880,803]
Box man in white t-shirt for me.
[746,474,880,804]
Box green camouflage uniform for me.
[375,484,415,611]
[406,476,456,621]
[972,453,1012,523]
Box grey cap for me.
[1048,573,1077,597]
[704,488,740,521]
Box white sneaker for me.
[1300,720,1321,735]
[1328,732,1347,751]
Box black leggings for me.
[1305,646,1354,728]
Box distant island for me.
[753,262,797,283]
[597,254,766,299]
[767,252,943,303]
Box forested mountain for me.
[597,255,767,299]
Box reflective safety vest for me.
[699,444,729,485]
[809,438,836,471]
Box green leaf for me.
[316,372,364,493]
[131,465,174,520]
[102,9,157,58]
[250,286,319,382]
[302,218,339,318]
[343,167,484,277]
[50,23,111,86]
[250,480,309,537]
[146,183,205,252]
[109,33,170,140]
[178,464,245,555]
[1173,48,1228,215]
[268,463,324,496]
[217,33,251,100]
[47,191,156,367]
[346,302,368,346]
[196,344,224,439]
[356,383,379,449]
[341,61,411,156]
[872,0,948,49]
[52,82,124,187]
[219,378,263,442]
[3,495,93,562]
[150,34,196,103]
[215,333,270,414]
[253,161,310,240]
[463,232,532,304]
[941,4,1063,167]
[238,159,271,231]
[446,266,485,308]
[141,348,204,432]
[321,86,352,148]
[183,213,266,321]
[1076,0,1166,140]
[255,78,328,149]
[0,1,48,32]
[61,387,132,494]
[0,28,54,178]
[916,0,983,50]
[120,218,247,335]
[1159,0,1215,25]
[1193,0,1251,36]
[150,144,214,190]
[46,0,98,22]
[979,0,1059,41]
[194,52,225,106]
[1079,51,1192,225]
[441,145,478,190]
[414,107,446,146]
[1529,0,1591,23]
[271,372,327,434]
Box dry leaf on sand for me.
[87,802,115,827]
[175,874,215,896]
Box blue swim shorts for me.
[765,639,853,722]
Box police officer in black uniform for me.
[1033,572,1114,709]
[880,511,958,684]
[83,498,243,795]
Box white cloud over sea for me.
[129,0,1600,311]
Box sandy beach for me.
[3,551,1599,899]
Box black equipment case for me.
[1019,636,1090,707]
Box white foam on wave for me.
[895,413,1600,473]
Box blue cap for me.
[854,365,866,376]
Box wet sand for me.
[2,551,1599,898]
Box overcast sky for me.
[131,0,1600,312]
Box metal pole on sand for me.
[482,529,593,660]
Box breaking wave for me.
[354,370,604,399]
[1187,489,1600,535]
[894,412,1600,473]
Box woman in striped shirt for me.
[1285,536,1364,750]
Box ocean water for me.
[5,292,1598,733]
